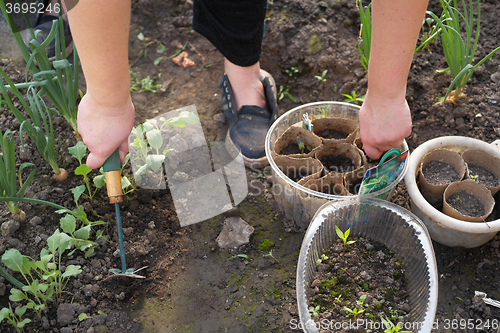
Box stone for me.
[57,303,75,326]
[1,220,20,236]
[216,217,254,249]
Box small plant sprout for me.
[335,225,356,255]
[315,69,328,82]
[0,304,31,332]
[309,305,321,318]
[356,294,368,307]
[278,85,297,103]
[343,306,365,319]
[316,254,329,264]
[230,254,249,260]
[422,0,500,104]
[0,129,36,222]
[469,173,478,181]
[342,90,366,105]
[285,66,300,77]
[130,70,162,93]
[296,137,312,154]
[263,249,280,263]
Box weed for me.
[130,70,162,93]
[308,305,320,318]
[342,90,365,105]
[278,85,297,103]
[343,306,365,319]
[285,66,300,77]
[315,69,328,82]
[316,254,329,264]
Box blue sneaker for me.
[220,70,279,168]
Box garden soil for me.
[1,0,500,332]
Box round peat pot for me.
[296,199,438,333]
[264,102,409,229]
[405,136,500,248]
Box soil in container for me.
[468,164,500,188]
[281,142,312,155]
[321,155,356,173]
[315,128,350,140]
[422,160,461,185]
[445,190,486,218]
[307,236,409,327]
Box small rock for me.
[57,303,75,326]
[92,314,107,326]
[60,327,74,333]
[1,220,20,236]
[491,71,500,83]
[29,216,43,226]
[311,279,322,288]
[213,113,226,124]
[216,217,254,249]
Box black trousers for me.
[193,0,268,67]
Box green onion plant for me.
[421,0,500,104]
[0,0,80,136]
[0,129,36,221]
[0,84,66,180]
[357,0,372,72]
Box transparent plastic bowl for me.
[265,102,409,229]
[296,199,438,333]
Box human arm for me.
[67,0,134,169]
[359,0,429,159]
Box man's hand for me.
[77,94,135,169]
[359,94,412,160]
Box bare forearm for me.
[67,0,131,108]
[368,0,429,100]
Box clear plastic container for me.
[296,199,438,333]
[265,102,409,229]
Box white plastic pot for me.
[405,137,500,248]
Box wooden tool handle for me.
[103,150,123,204]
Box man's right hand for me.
[77,93,135,169]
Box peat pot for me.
[264,102,409,229]
[296,199,438,333]
[405,136,500,248]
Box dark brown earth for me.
[1,0,500,332]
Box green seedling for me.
[0,304,30,333]
[357,0,372,72]
[342,90,365,105]
[420,0,500,104]
[356,294,368,307]
[343,306,365,319]
[0,129,36,221]
[309,305,321,318]
[230,254,249,260]
[130,70,162,93]
[0,5,80,137]
[417,16,438,53]
[278,85,297,103]
[285,66,300,77]
[469,173,478,181]
[316,254,329,264]
[335,225,356,256]
[315,69,328,82]
[263,249,279,263]
[133,32,167,67]
[296,137,312,154]
[380,316,411,333]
